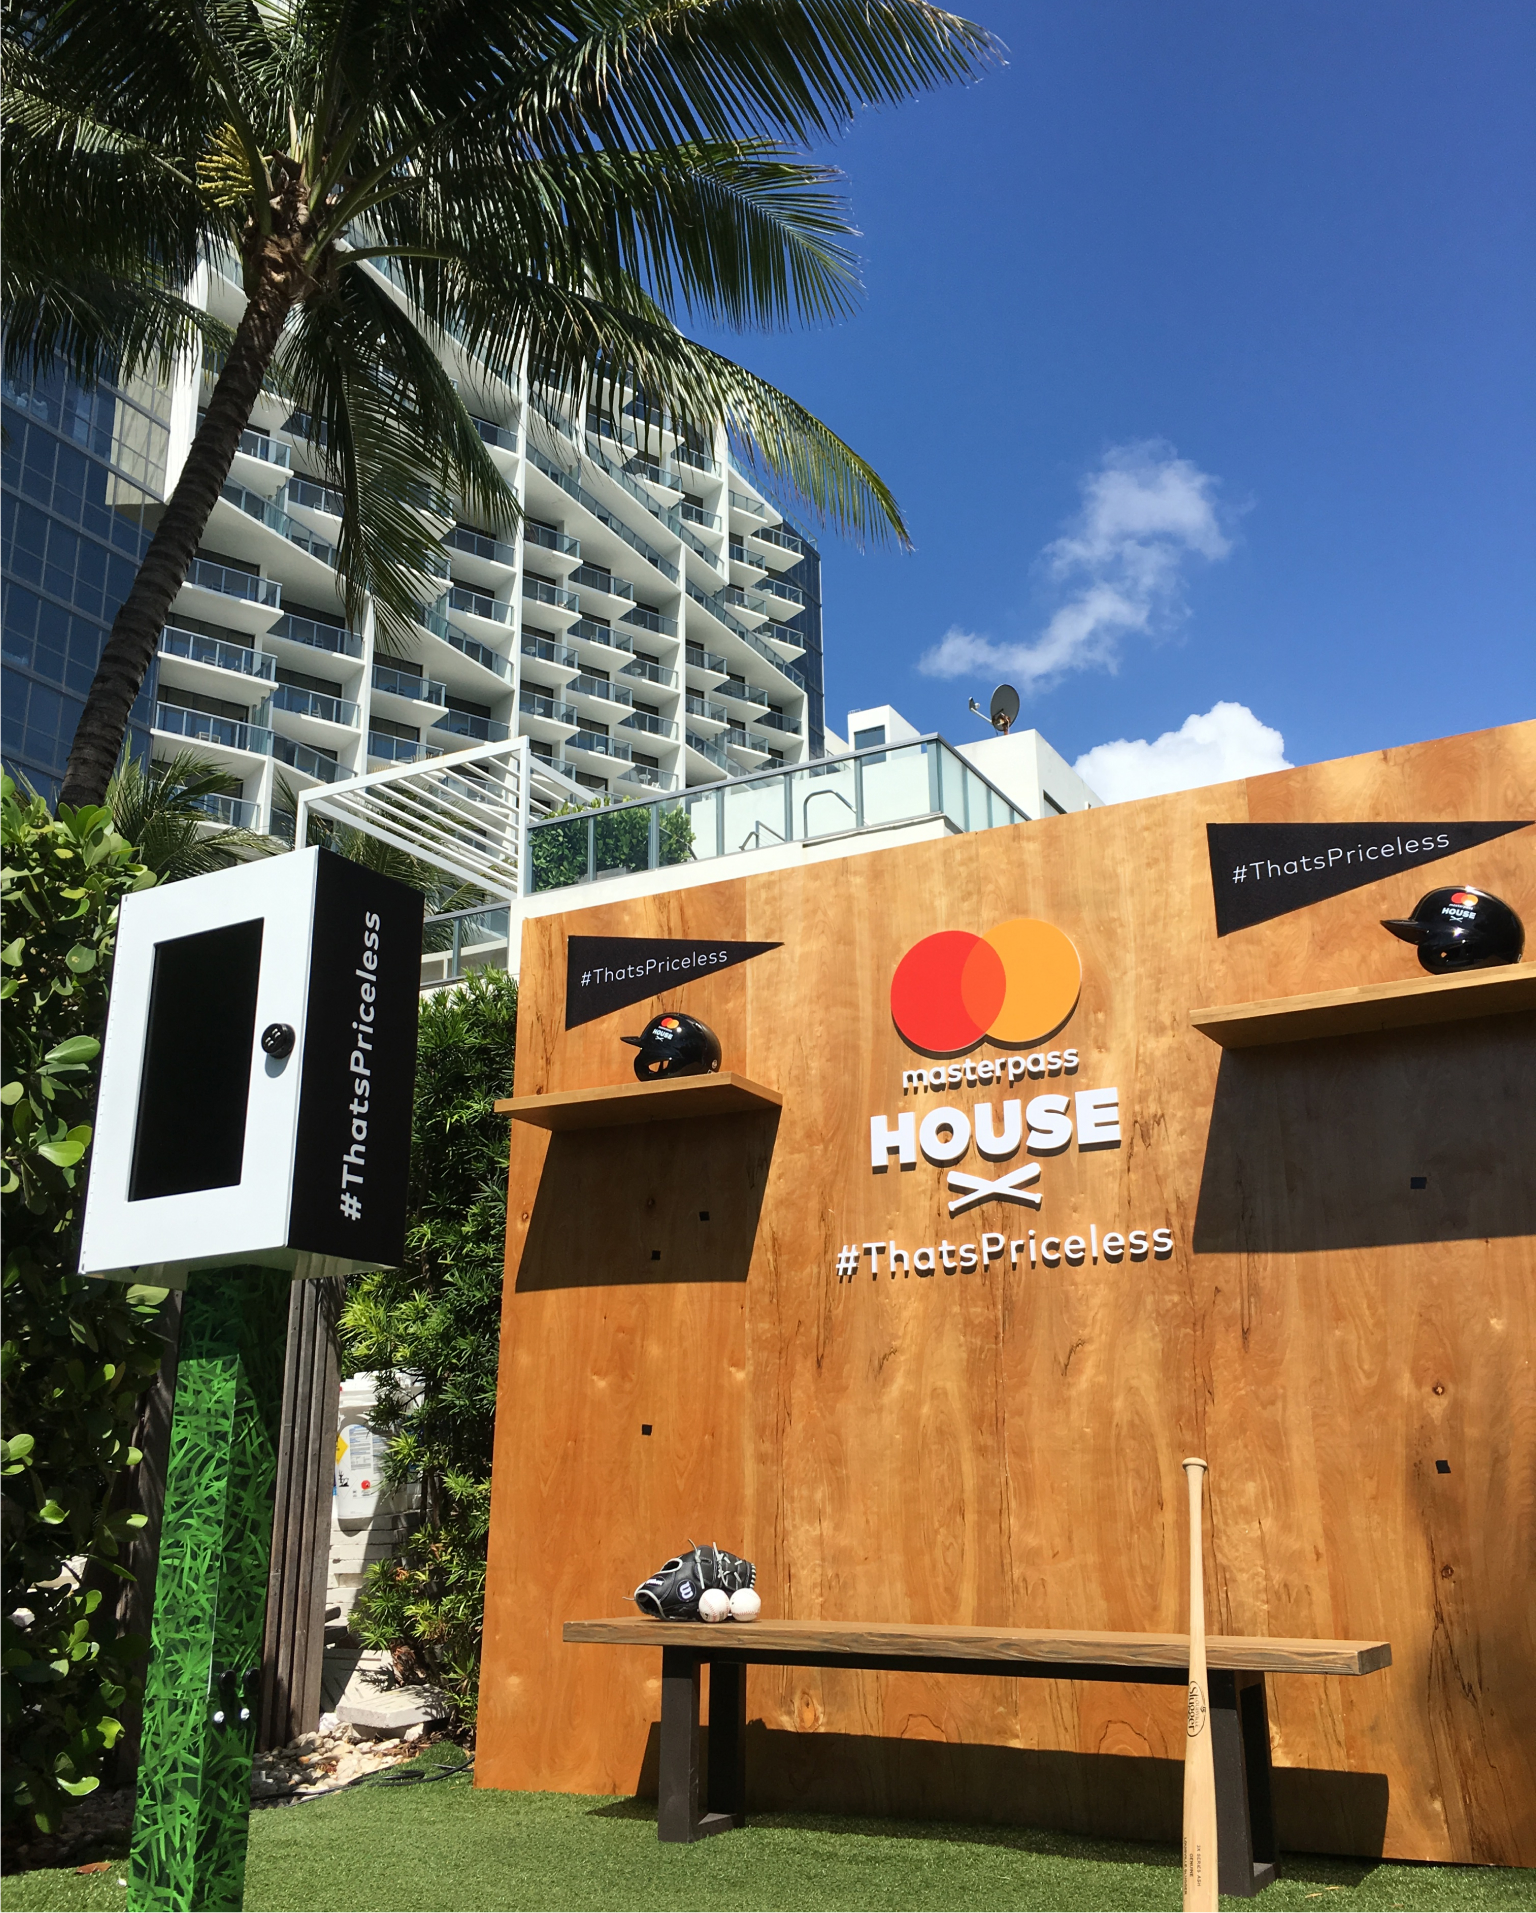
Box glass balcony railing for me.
[524,521,580,559]
[186,558,281,607]
[624,455,682,493]
[686,728,733,772]
[185,790,260,828]
[527,735,1027,894]
[751,523,803,555]
[220,484,337,566]
[521,578,577,613]
[572,674,632,708]
[727,542,768,570]
[570,565,633,601]
[729,490,768,519]
[622,606,677,637]
[619,763,675,792]
[622,711,677,740]
[469,415,518,452]
[522,634,580,670]
[367,732,442,765]
[446,524,515,565]
[519,690,578,726]
[272,733,343,781]
[422,903,512,982]
[621,657,677,688]
[444,626,514,680]
[571,619,632,655]
[569,730,633,762]
[685,693,729,724]
[268,612,362,657]
[432,710,510,745]
[754,710,802,736]
[680,501,721,530]
[159,624,276,680]
[272,683,359,726]
[286,474,344,517]
[154,701,272,754]
[237,427,290,470]
[685,644,728,675]
[373,663,447,704]
[718,678,771,710]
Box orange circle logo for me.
[890,919,1082,1054]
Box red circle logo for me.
[890,919,1082,1054]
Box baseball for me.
[729,1588,762,1622]
[697,1588,731,1623]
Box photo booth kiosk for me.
[79,848,423,1913]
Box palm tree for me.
[107,749,281,880]
[4,0,997,809]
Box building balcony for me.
[762,624,807,658]
[372,662,448,706]
[518,691,580,737]
[728,489,768,519]
[754,709,802,737]
[570,564,634,604]
[680,501,721,530]
[445,523,516,591]
[524,521,580,561]
[366,732,442,766]
[185,790,260,829]
[618,763,676,792]
[671,442,717,477]
[685,693,730,730]
[266,611,362,659]
[750,523,803,556]
[220,483,337,568]
[470,414,518,454]
[184,557,282,608]
[621,605,677,638]
[435,624,514,683]
[684,643,728,679]
[718,677,772,710]
[567,729,634,764]
[272,683,360,727]
[432,710,511,745]
[285,474,344,521]
[757,575,805,607]
[623,455,682,494]
[571,673,633,710]
[686,728,734,773]
[272,733,344,782]
[521,634,580,672]
[520,577,579,615]
[621,711,678,742]
[570,619,633,660]
[159,624,276,682]
[727,542,768,571]
[155,701,272,756]
[620,657,677,690]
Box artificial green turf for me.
[6,1757,1532,1913]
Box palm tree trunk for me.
[58,265,299,809]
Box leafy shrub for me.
[1,780,169,1833]
[530,796,694,891]
[340,966,517,1728]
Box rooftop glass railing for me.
[272,683,359,726]
[186,557,282,607]
[268,611,361,657]
[373,663,447,704]
[272,734,343,781]
[527,735,1026,894]
[159,624,276,680]
[155,701,272,754]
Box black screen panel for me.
[129,919,264,1200]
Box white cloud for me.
[918,440,1233,689]
[1073,702,1291,805]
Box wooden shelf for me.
[1192,962,1536,1049]
[496,1072,782,1131]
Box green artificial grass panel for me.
[5,1762,1532,1913]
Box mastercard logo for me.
[890,918,1082,1055]
[1450,891,1479,907]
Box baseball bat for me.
[1182,1457,1218,1911]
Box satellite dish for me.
[989,684,1020,735]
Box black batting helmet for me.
[621,1011,722,1081]
[1381,886,1524,975]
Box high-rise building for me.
[5,253,821,825]
[2,366,168,800]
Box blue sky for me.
[697,1,1535,796]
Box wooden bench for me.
[564,1618,1392,1897]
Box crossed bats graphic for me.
[945,1161,1042,1217]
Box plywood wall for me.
[478,721,1536,1865]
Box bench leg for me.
[658,1648,740,1843]
[1211,1669,1279,1897]
[706,1660,747,1828]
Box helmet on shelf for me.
[1381,886,1524,975]
[621,1011,723,1081]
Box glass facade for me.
[2,367,170,799]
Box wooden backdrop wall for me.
[478,721,1536,1866]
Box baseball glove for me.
[634,1541,756,1620]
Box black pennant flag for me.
[565,933,782,1028]
[1206,820,1531,936]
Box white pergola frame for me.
[294,736,586,902]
